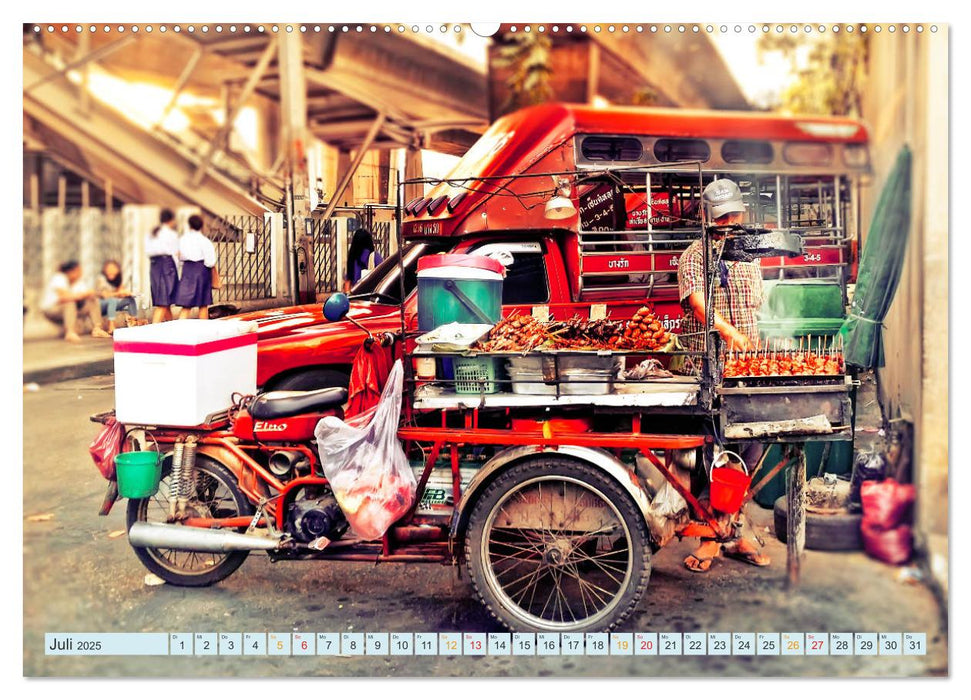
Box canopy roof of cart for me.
[401,102,870,238]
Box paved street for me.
[24,374,947,677]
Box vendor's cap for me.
[703,179,746,219]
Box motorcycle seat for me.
[248,387,347,420]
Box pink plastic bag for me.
[314,360,416,540]
[861,520,913,565]
[89,418,123,481]
[861,479,915,530]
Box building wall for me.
[860,28,948,578]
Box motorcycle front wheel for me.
[126,456,254,587]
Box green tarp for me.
[840,146,913,368]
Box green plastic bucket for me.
[115,451,162,499]
[416,254,505,331]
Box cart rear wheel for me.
[126,456,253,587]
[465,457,651,633]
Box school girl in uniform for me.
[175,214,217,320]
[146,208,181,323]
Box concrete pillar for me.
[336,149,356,206]
[78,208,99,289]
[404,148,424,202]
[916,27,948,593]
[122,204,161,313]
[41,208,63,286]
[278,31,312,303]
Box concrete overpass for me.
[23,26,491,218]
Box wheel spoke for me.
[508,564,549,608]
[561,564,610,609]
[562,559,591,618]
[568,551,629,585]
[559,566,620,601]
[487,534,546,557]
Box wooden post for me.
[786,443,807,588]
[29,171,40,213]
[57,174,66,211]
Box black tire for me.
[126,456,254,587]
[465,457,651,633]
[773,495,863,551]
[268,368,350,393]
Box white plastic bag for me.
[644,479,689,548]
[314,360,416,540]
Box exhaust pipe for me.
[128,522,281,553]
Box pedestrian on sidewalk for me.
[96,259,139,334]
[146,208,180,324]
[40,261,110,343]
[343,227,382,292]
[175,214,216,320]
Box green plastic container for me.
[416,254,504,331]
[115,451,162,499]
[759,317,844,340]
[764,280,844,319]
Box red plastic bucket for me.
[709,451,751,514]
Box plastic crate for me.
[452,357,499,394]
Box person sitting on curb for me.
[41,260,110,343]
[96,259,139,334]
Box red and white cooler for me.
[113,319,258,426]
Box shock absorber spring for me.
[177,436,199,515]
[168,438,185,520]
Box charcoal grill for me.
[717,373,854,442]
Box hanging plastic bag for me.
[644,479,688,548]
[89,417,124,481]
[314,360,416,540]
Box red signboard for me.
[582,252,681,275]
[624,192,683,229]
[761,246,845,268]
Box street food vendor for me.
[678,178,763,353]
[678,178,769,573]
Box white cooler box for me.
[113,319,258,426]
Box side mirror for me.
[323,293,350,322]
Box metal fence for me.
[308,206,398,296]
[206,214,274,303]
[309,217,338,295]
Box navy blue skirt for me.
[175,260,213,308]
[149,256,179,307]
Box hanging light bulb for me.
[545,177,576,220]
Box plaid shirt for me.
[677,239,763,352]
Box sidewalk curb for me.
[23,359,114,386]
